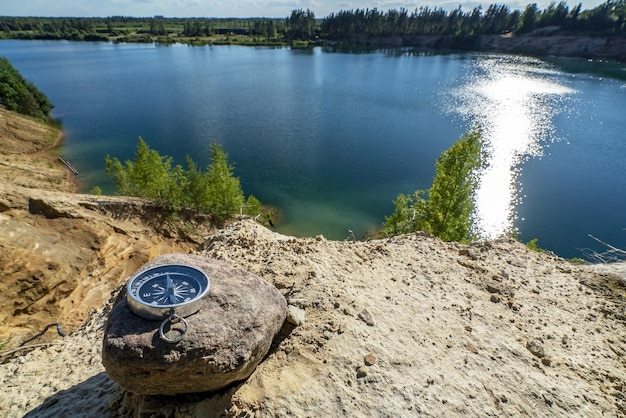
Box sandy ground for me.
[1,220,625,417]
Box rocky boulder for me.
[101,254,287,395]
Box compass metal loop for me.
[159,312,188,344]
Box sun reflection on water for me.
[454,55,575,239]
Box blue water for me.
[2,40,625,259]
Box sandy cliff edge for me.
[1,221,625,417]
[0,107,206,348]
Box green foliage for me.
[244,195,262,217]
[382,128,483,243]
[0,56,53,120]
[569,257,587,265]
[105,138,249,223]
[105,137,181,204]
[516,3,540,33]
[525,238,545,252]
[287,9,317,40]
[204,142,244,222]
[381,193,420,237]
[90,186,102,196]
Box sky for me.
[2,0,608,19]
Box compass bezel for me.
[126,264,210,321]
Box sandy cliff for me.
[340,31,626,62]
[0,107,207,347]
[0,108,625,417]
[478,32,626,62]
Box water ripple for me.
[453,55,576,240]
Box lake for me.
[2,40,625,259]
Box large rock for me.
[101,254,287,395]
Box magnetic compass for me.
[126,264,210,343]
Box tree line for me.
[321,1,625,38]
[0,16,291,42]
[1,1,624,43]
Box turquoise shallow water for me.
[2,40,625,258]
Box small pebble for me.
[286,305,306,326]
[526,339,545,358]
[358,309,375,326]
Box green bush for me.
[382,128,483,243]
[525,238,544,252]
[203,141,244,221]
[243,195,261,217]
[105,137,248,223]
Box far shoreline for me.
[2,32,625,63]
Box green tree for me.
[382,128,483,242]
[183,155,210,211]
[128,136,173,199]
[287,9,316,40]
[105,137,182,204]
[162,163,187,210]
[103,155,131,195]
[381,193,417,237]
[204,141,244,222]
[244,195,261,216]
[517,3,540,33]
[539,1,570,27]
[105,138,248,222]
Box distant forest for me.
[0,1,624,45]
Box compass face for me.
[126,264,210,320]
[138,272,201,306]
